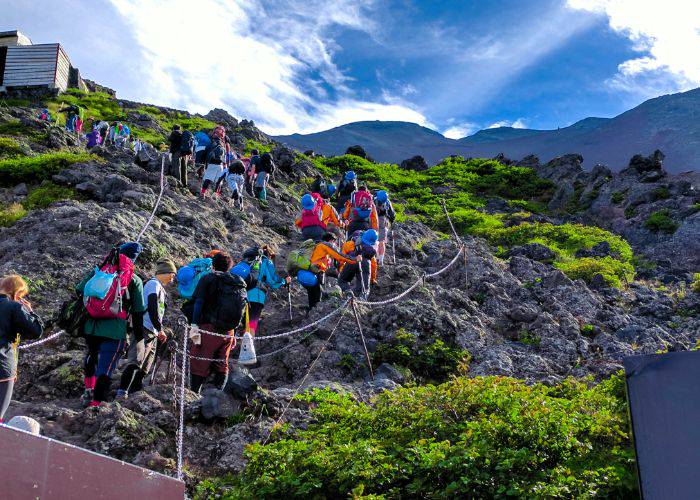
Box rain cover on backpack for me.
[177,257,213,299]
[84,253,135,320]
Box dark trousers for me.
[0,379,14,422]
[171,152,189,186]
[339,259,371,295]
[303,273,324,309]
[84,336,126,402]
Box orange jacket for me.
[321,203,342,227]
[343,199,378,230]
[311,242,356,273]
[341,240,377,282]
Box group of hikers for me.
[0,120,397,419]
[166,124,275,206]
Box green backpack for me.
[286,239,318,274]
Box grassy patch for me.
[650,186,671,201]
[23,182,78,209]
[692,273,700,294]
[0,203,28,227]
[611,189,628,205]
[644,209,678,233]
[244,139,273,155]
[0,120,34,136]
[0,152,99,186]
[196,374,636,499]
[556,256,634,288]
[0,138,25,159]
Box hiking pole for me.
[391,228,396,265]
[287,282,293,320]
[357,258,367,297]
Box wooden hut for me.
[0,30,87,92]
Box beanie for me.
[156,259,177,275]
[119,242,143,261]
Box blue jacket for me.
[248,257,286,304]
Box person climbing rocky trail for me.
[0,86,698,498]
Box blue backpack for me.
[177,257,213,299]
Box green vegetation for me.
[581,324,596,337]
[644,209,678,233]
[307,154,635,288]
[0,138,25,159]
[624,206,636,219]
[0,97,31,107]
[48,90,125,123]
[373,329,471,382]
[692,273,700,294]
[518,330,541,347]
[650,186,671,201]
[135,105,217,141]
[0,203,28,227]
[197,375,636,499]
[244,139,272,155]
[0,152,98,186]
[0,120,34,136]
[23,182,78,209]
[611,189,627,205]
[557,257,634,288]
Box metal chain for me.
[17,330,65,350]
[176,321,188,481]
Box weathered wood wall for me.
[2,43,66,90]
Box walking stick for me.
[287,282,293,320]
[391,228,396,265]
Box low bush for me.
[0,152,98,186]
[0,138,25,159]
[244,139,273,155]
[0,120,33,136]
[692,273,700,294]
[0,203,28,227]
[23,182,78,209]
[644,210,678,233]
[611,190,627,205]
[556,256,635,288]
[196,374,636,499]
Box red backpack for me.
[84,251,135,320]
[351,191,373,221]
[300,204,326,229]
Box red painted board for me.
[0,425,184,499]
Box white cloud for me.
[442,122,478,139]
[487,118,527,129]
[567,0,700,95]
[106,0,427,134]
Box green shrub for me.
[373,329,470,382]
[23,182,78,209]
[611,190,628,205]
[644,210,678,233]
[0,97,31,107]
[624,206,636,219]
[518,330,541,347]
[580,324,596,337]
[556,256,634,288]
[650,186,671,201]
[198,374,636,499]
[0,152,98,186]
[0,203,28,227]
[244,139,273,155]
[0,138,25,159]
[692,273,700,294]
[0,120,33,136]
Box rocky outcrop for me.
[400,155,429,171]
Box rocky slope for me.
[0,92,698,494]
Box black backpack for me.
[180,130,195,154]
[259,153,275,174]
[209,273,247,331]
[207,142,226,164]
[241,247,262,290]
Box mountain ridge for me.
[274,87,700,172]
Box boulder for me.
[508,243,555,263]
[223,365,258,399]
[346,145,369,159]
[399,155,429,171]
[12,183,28,196]
[200,388,242,420]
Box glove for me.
[189,325,202,345]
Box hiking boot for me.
[238,332,257,365]
[80,389,94,408]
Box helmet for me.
[345,171,356,181]
[376,190,388,203]
[301,193,316,210]
[361,229,378,246]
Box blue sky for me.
[3,0,699,136]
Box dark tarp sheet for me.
[624,350,700,500]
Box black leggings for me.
[303,273,324,309]
[0,379,14,422]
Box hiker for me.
[85,127,101,148]
[343,185,378,237]
[246,149,260,195]
[38,108,51,122]
[253,152,275,201]
[336,170,358,212]
[295,194,327,241]
[178,128,195,187]
[0,275,45,423]
[288,233,358,311]
[226,159,246,210]
[215,149,237,197]
[189,252,247,393]
[59,104,79,131]
[310,175,329,198]
[115,123,130,149]
[116,259,177,399]
[201,136,226,198]
[78,242,146,407]
[240,246,290,335]
[338,229,378,299]
[96,120,110,145]
[194,130,211,173]
[168,125,184,183]
[374,190,396,265]
[316,191,344,239]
